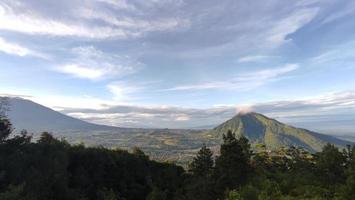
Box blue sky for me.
[0,0,355,133]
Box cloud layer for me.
[166,64,299,91]
[56,91,355,134]
[54,46,140,80]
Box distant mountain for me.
[2,97,118,133]
[212,112,352,152]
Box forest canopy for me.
[0,116,354,200]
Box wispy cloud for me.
[107,82,143,102]
[55,46,140,80]
[79,8,189,33]
[0,37,45,58]
[166,64,299,91]
[321,1,355,24]
[266,8,318,45]
[237,55,275,63]
[96,0,136,10]
[311,41,355,65]
[0,2,130,39]
[0,37,31,56]
[0,1,188,40]
[244,91,355,116]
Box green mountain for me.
[212,112,351,152]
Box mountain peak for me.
[212,112,350,152]
[4,97,118,133]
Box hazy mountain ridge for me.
[2,97,120,133]
[212,112,351,152]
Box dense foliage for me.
[0,118,185,200]
[186,131,355,200]
[0,116,354,199]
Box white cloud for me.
[266,8,318,45]
[0,37,46,58]
[237,55,274,63]
[58,64,108,79]
[107,82,142,102]
[79,8,188,33]
[321,1,355,24]
[55,46,140,80]
[166,64,299,91]
[311,41,355,65]
[175,114,191,121]
[0,1,188,39]
[0,2,132,39]
[95,0,136,10]
[0,37,31,56]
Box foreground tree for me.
[338,145,355,200]
[185,144,216,200]
[0,98,11,143]
[188,144,214,177]
[315,144,346,185]
[215,131,252,196]
[0,118,12,142]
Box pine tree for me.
[186,144,216,200]
[215,130,252,194]
[339,145,355,200]
[189,144,214,177]
[146,187,167,200]
[315,143,346,185]
[0,118,12,142]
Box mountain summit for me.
[2,97,117,133]
[212,112,351,152]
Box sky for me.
[0,0,355,134]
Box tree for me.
[0,118,12,142]
[257,180,282,200]
[238,136,252,159]
[315,144,346,185]
[340,169,355,200]
[215,131,252,195]
[224,190,242,200]
[338,145,355,200]
[132,147,149,160]
[97,188,117,200]
[186,144,216,200]
[146,187,167,200]
[188,144,214,177]
[0,184,24,200]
